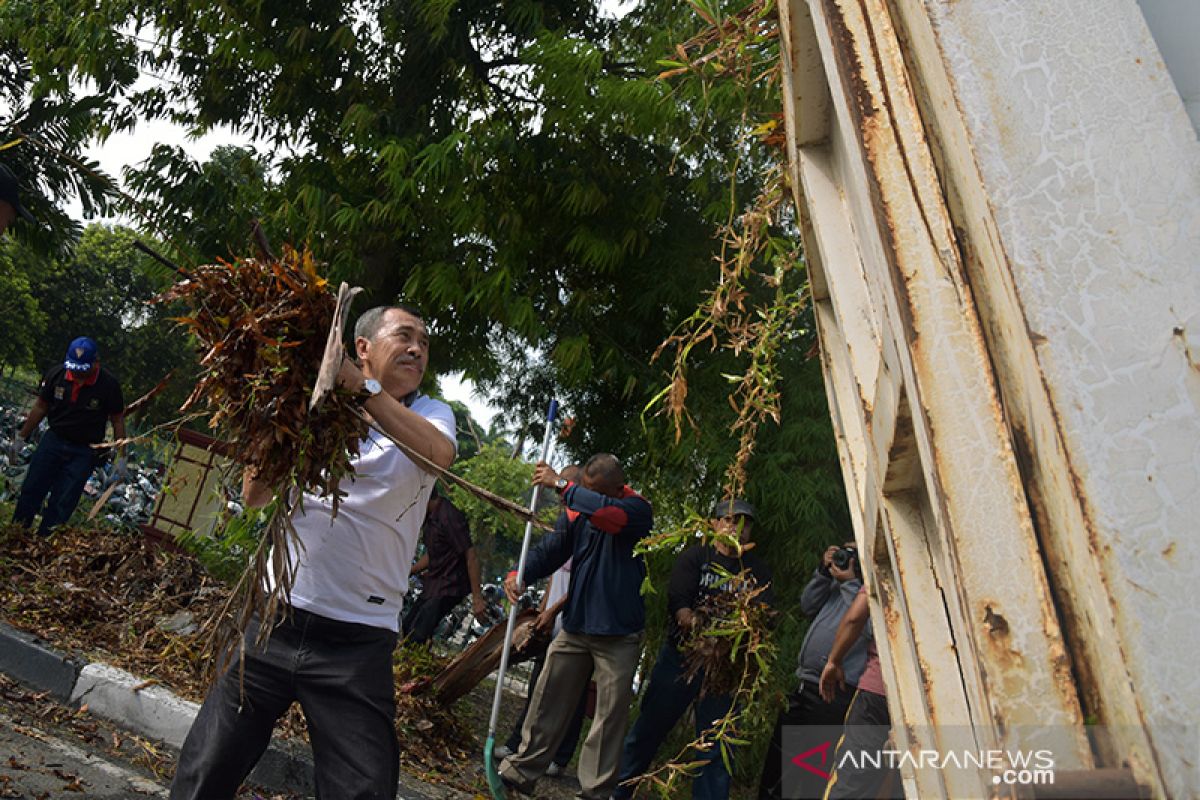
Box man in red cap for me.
[10,336,126,536]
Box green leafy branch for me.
[638,0,804,794]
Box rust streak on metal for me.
[816,0,920,353]
[981,604,1008,637]
[1009,420,1101,728]
[917,657,938,726]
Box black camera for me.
[831,546,858,570]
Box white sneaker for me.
[493,745,513,760]
[546,762,565,778]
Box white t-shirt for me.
[545,558,573,638]
[273,394,456,631]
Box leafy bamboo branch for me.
[639,0,804,794]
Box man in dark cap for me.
[611,498,774,800]
[0,163,37,234]
[11,336,126,536]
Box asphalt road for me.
[0,708,167,798]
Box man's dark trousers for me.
[758,679,854,799]
[402,593,464,644]
[170,608,399,800]
[12,429,96,536]
[612,642,735,800]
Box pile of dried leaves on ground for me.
[0,523,221,699]
[0,523,486,772]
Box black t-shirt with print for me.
[37,365,124,445]
[666,542,774,647]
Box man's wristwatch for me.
[554,477,570,492]
[360,378,383,400]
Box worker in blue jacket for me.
[498,453,653,800]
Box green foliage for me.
[444,398,505,462]
[23,224,196,423]
[1,0,756,396]
[175,503,268,584]
[123,144,272,261]
[444,442,536,581]
[0,8,126,256]
[0,245,46,371]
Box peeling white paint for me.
[780,0,1200,796]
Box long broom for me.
[485,398,558,799]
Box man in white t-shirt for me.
[171,305,457,800]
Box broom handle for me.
[486,399,558,737]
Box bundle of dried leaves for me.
[627,565,776,798]
[155,245,371,660]
[680,569,774,698]
[159,245,364,502]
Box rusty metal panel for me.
[781,0,1200,795]
[770,0,1200,795]
[886,2,1200,797]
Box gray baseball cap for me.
[710,498,756,520]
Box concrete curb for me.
[0,622,82,702]
[71,664,201,749]
[0,621,315,797]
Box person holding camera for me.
[758,542,866,800]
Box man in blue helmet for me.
[11,336,127,535]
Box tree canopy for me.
[0,223,196,420]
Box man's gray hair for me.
[354,304,426,342]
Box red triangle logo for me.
[791,741,833,780]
